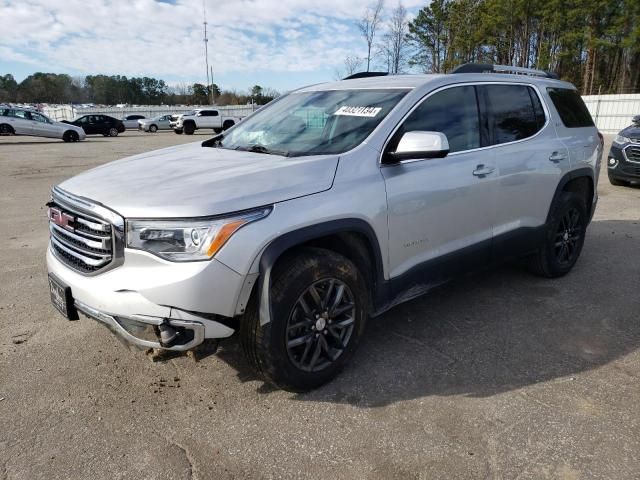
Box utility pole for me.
[203,0,212,105]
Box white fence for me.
[583,94,640,133]
[39,95,640,133]
[42,104,259,122]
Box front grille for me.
[48,189,121,275]
[624,146,640,163]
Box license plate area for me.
[48,273,79,320]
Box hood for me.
[55,120,83,132]
[58,141,339,218]
[620,124,640,140]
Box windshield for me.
[218,89,409,157]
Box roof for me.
[296,73,574,93]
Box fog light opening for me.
[608,157,618,169]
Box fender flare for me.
[546,167,595,223]
[255,219,386,325]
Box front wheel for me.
[149,125,158,133]
[174,128,183,135]
[184,123,195,135]
[240,248,368,392]
[62,130,79,142]
[108,127,118,137]
[529,192,587,278]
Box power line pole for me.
[203,0,212,105]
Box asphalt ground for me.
[0,130,638,479]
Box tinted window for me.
[393,85,480,153]
[547,88,594,128]
[483,85,541,145]
[202,110,218,117]
[31,112,48,123]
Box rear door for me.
[382,84,497,284]
[546,88,600,172]
[477,83,569,254]
[30,112,56,137]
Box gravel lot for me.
[0,131,638,479]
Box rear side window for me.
[482,85,544,145]
[393,85,480,153]
[547,88,594,128]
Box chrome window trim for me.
[379,81,551,166]
[622,145,640,164]
[50,186,125,275]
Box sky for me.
[0,0,423,93]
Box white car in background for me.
[0,107,86,142]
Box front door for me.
[381,85,497,290]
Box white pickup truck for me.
[173,108,241,135]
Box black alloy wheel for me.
[553,207,582,266]
[286,278,356,372]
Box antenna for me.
[203,0,211,104]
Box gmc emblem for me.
[48,207,74,231]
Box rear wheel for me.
[108,127,118,137]
[149,124,158,133]
[240,248,368,392]
[62,130,79,142]
[529,192,587,278]
[0,123,14,135]
[222,120,235,130]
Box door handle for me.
[472,164,495,177]
[549,151,567,163]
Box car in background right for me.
[607,115,640,186]
[139,114,175,132]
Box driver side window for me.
[392,86,481,154]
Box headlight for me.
[126,207,271,261]
[614,135,630,145]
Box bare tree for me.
[334,56,365,80]
[381,2,410,74]
[357,0,385,72]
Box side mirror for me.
[384,131,450,163]
[632,114,640,126]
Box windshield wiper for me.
[235,144,289,156]
[201,133,224,148]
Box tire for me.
[0,123,14,135]
[222,120,235,131]
[213,127,223,134]
[529,192,588,278]
[174,129,183,135]
[240,247,368,392]
[149,125,158,133]
[608,175,629,187]
[184,122,195,135]
[62,130,79,143]
[108,127,118,137]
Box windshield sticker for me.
[334,106,382,117]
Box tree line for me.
[348,0,640,94]
[0,72,279,106]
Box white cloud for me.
[0,0,424,86]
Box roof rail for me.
[450,63,558,79]
[343,72,389,80]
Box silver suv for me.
[46,65,602,391]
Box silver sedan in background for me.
[122,114,146,129]
[0,107,86,142]
[139,114,176,132]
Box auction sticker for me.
[334,106,382,117]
